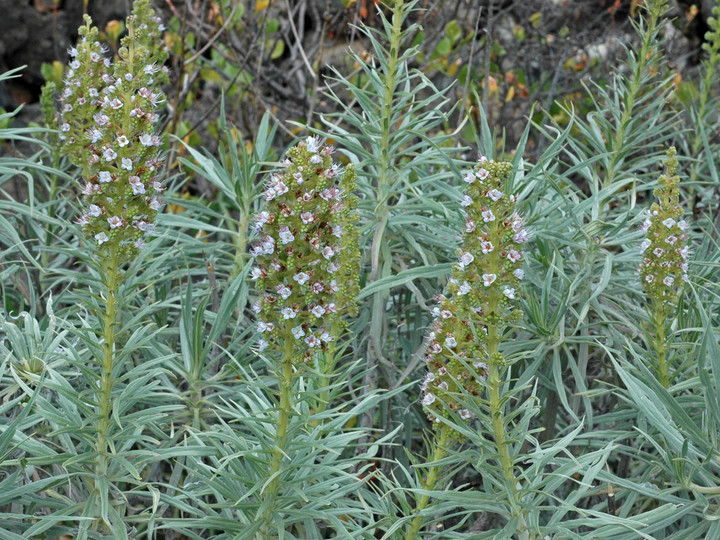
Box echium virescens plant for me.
[639,147,689,388]
[56,0,167,527]
[407,158,527,538]
[250,136,360,527]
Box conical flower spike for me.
[421,158,526,438]
[60,0,168,260]
[251,137,360,364]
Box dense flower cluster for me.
[639,147,689,309]
[59,0,168,257]
[420,159,526,435]
[251,137,360,364]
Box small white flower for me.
[98,171,112,183]
[124,73,133,82]
[459,409,472,420]
[482,210,495,222]
[300,212,314,224]
[130,179,146,195]
[503,287,515,299]
[460,195,473,207]
[662,217,676,229]
[440,309,452,319]
[275,181,289,196]
[437,381,448,391]
[311,305,326,318]
[653,247,664,257]
[139,134,153,146]
[322,246,335,260]
[641,218,652,232]
[294,272,310,285]
[327,262,340,273]
[462,172,475,184]
[278,226,295,244]
[514,269,524,280]
[149,198,161,211]
[319,329,334,343]
[88,204,102,217]
[458,281,471,295]
[476,168,489,181]
[663,276,674,286]
[481,240,494,254]
[682,273,689,282]
[121,157,133,170]
[444,336,457,348]
[459,251,474,267]
[483,273,497,286]
[421,393,436,406]
[257,321,275,333]
[291,326,305,339]
[87,129,102,143]
[257,338,268,351]
[645,275,654,283]
[665,236,677,245]
[488,189,503,201]
[281,307,297,319]
[107,216,122,229]
[677,220,689,231]
[640,239,652,251]
[103,148,117,161]
[425,372,435,383]
[679,246,690,260]
[276,285,292,299]
[250,267,263,280]
[465,220,476,233]
[507,249,522,263]
[305,136,321,153]
[305,335,320,348]
[95,232,109,244]
[117,135,129,147]
[310,282,324,294]
[513,230,529,243]
[437,366,448,376]
[332,225,343,238]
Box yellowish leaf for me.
[504,86,515,102]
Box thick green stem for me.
[487,306,518,506]
[485,218,529,537]
[261,333,295,535]
[94,244,120,524]
[652,300,670,388]
[232,211,250,278]
[406,427,449,539]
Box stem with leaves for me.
[406,427,449,539]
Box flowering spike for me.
[639,147,689,387]
[639,147,689,310]
[59,1,168,260]
[421,158,526,438]
[251,137,360,363]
